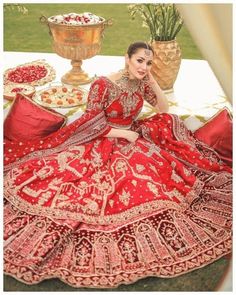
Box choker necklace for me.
[115,69,141,93]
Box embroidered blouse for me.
[86,76,158,130]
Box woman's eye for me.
[147,61,152,66]
[137,59,143,63]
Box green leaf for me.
[127,3,183,41]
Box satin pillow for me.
[4,93,66,141]
[194,108,232,166]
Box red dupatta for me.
[4,78,111,172]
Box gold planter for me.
[151,39,181,91]
[40,15,112,85]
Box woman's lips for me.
[137,71,146,76]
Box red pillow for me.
[194,108,232,166]
[4,93,66,141]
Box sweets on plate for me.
[35,84,88,108]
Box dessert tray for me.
[4,60,56,86]
[34,84,88,108]
[4,83,36,101]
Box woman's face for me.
[126,48,153,80]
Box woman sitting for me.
[4,41,232,289]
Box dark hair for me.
[127,41,154,58]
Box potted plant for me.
[128,4,184,90]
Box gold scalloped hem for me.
[4,239,232,289]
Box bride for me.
[4,41,232,288]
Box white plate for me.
[34,84,88,108]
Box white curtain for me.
[176,4,232,103]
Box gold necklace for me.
[115,69,141,93]
[113,69,142,118]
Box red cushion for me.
[4,93,66,141]
[194,108,232,166]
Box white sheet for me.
[3,52,232,131]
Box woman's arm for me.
[104,128,139,142]
[146,71,169,113]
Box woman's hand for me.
[122,130,139,142]
[146,69,157,86]
[145,69,169,113]
[105,128,139,142]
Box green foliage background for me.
[4,4,203,58]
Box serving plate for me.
[34,84,88,108]
[4,59,56,86]
[4,83,36,101]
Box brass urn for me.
[40,14,112,85]
[151,39,181,91]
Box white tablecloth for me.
[3,51,232,131]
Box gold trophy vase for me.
[41,16,112,85]
[151,39,181,91]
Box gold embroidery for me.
[4,210,232,288]
[109,199,114,208]
[149,163,159,174]
[57,148,86,177]
[115,71,141,94]
[135,164,145,173]
[109,110,118,118]
[22,187,44,198]
[14,166,54,191]
[73,238,92,268]
[147,182,159,195]
[115,160,128,173]
[171,170,183,183]
[38,191,53,206]
[103,76,143,118]
[120,93,140,118]
[118,189,131,206]
[183,167,191,176]
[131,180,137,186]
[4,111,109,173]
[166,188,186,203]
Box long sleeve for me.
[143,80,158,107]
[84,77,112,136]
[86,77,108,111]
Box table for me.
[3,51,232,131]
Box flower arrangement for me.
[128,4,184,41]
[48,12,104,25]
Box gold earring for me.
[122,64,129,77]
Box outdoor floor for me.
[4,256,231,291]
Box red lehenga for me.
[4,76,232,288]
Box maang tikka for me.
[144,42,152,57]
